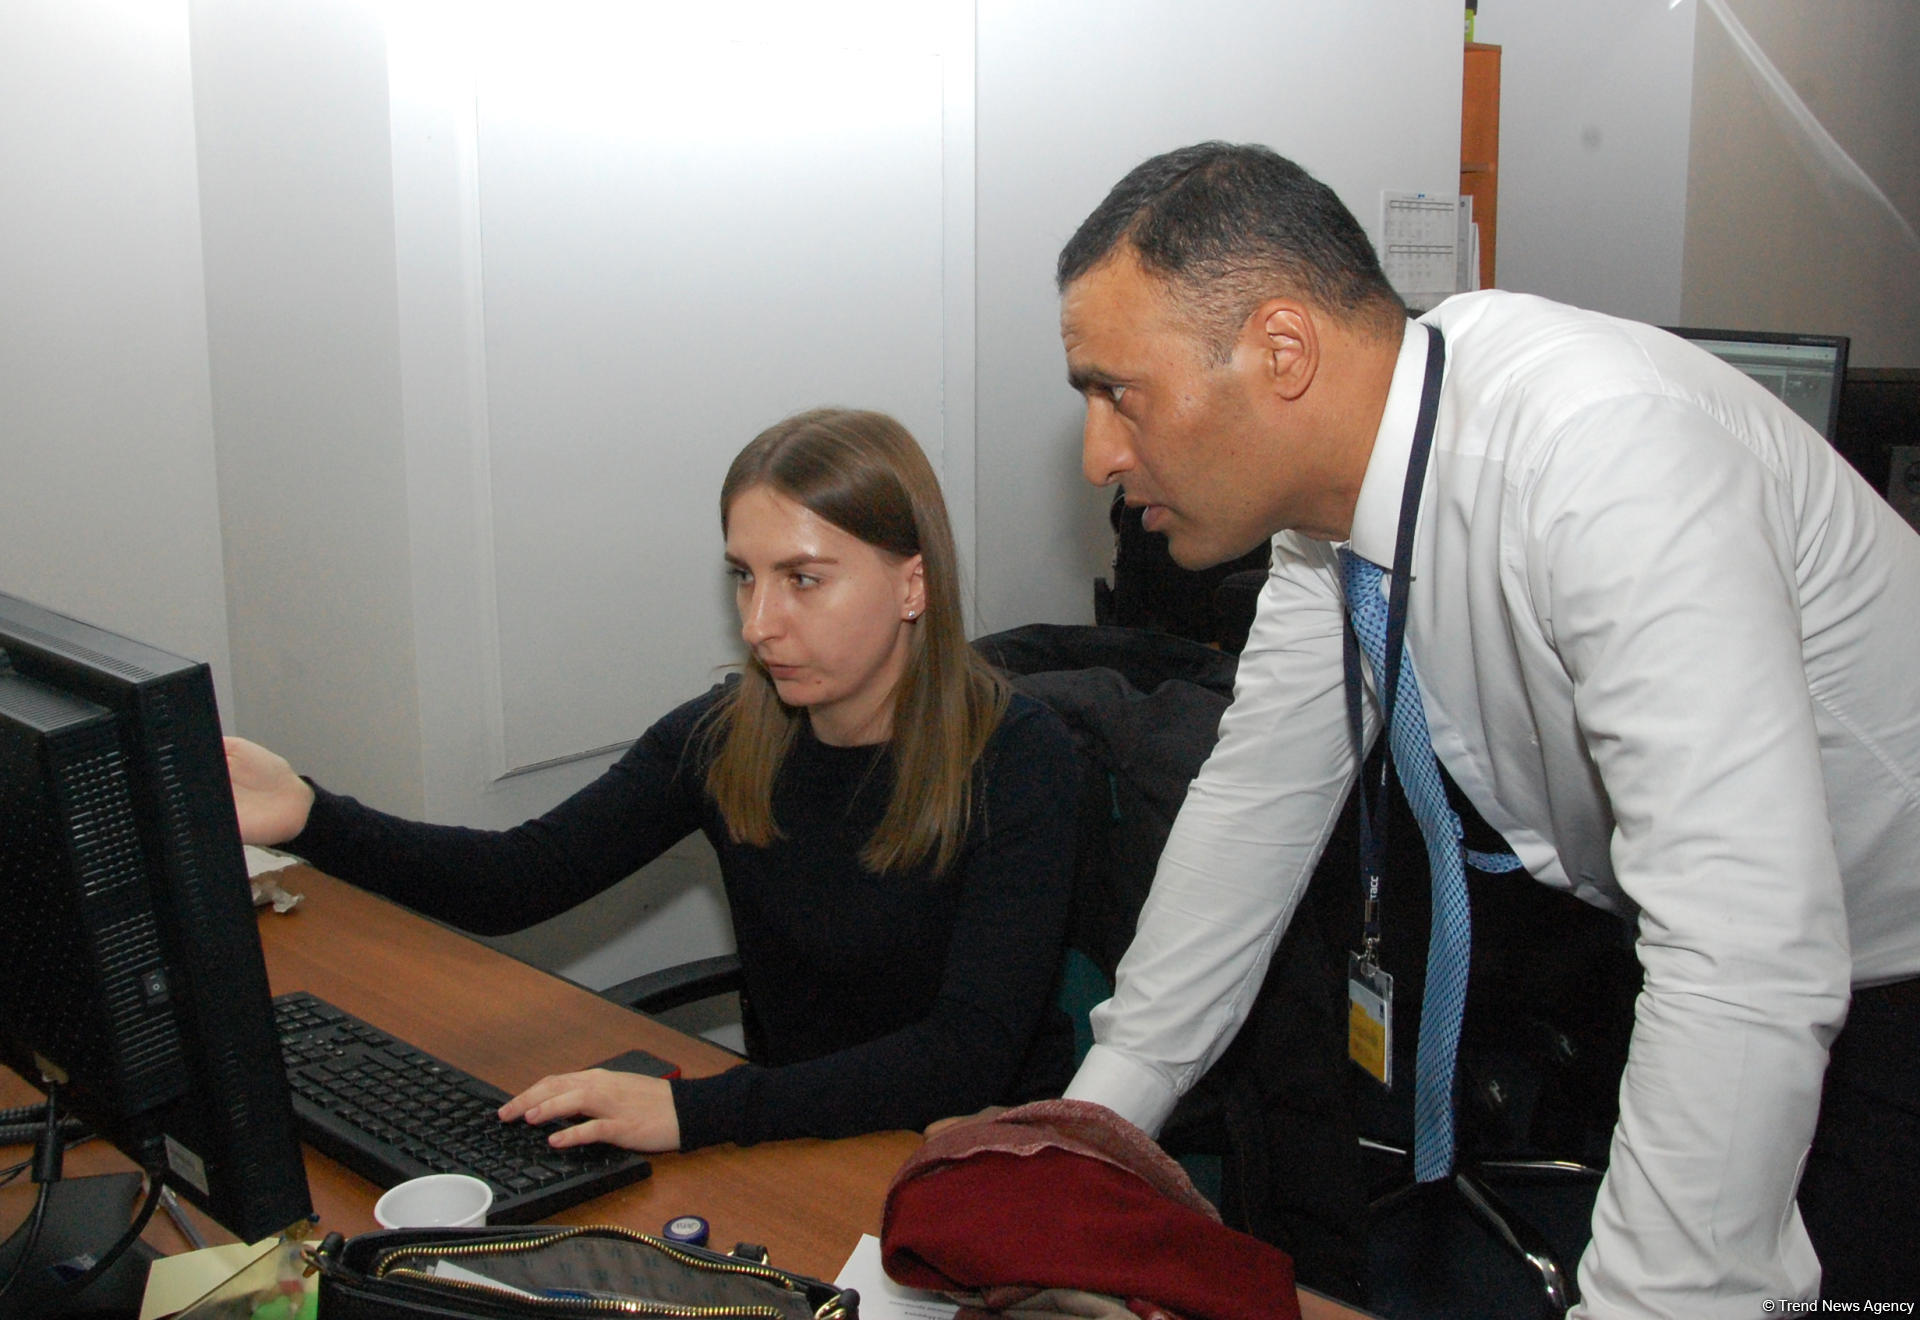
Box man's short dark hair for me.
[1058,142,1407,355]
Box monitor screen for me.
[0,591,311,1246]
[1665,326,1851,441]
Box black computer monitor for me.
[0,591,311,1249]
[1666,325,1851,441]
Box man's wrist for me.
[1064,1046,1180,1137]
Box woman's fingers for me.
[500,1069,681,1152]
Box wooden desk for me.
[6,866,1368,1318]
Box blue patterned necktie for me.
[1340,548,1520,1181]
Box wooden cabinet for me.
[1461,42,1500,289]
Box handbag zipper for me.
[377,1265,782,1317]
[368,1226,851,1319]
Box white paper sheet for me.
[835,1234,960,1320]
[1380,190,1462,311]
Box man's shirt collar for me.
[1345,318,1429,568]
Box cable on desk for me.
[0,1081,151,1308]
[0,1117,89,1147]
[0,1131,97,1194]
[0,1083,63,1304]
[2,1100,94,1151]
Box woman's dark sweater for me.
[285,686,1080,1151]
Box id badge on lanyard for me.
[1348,952,1395,1087]
[1346,322,1446,1089]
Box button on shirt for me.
[1065,291,1920,1317]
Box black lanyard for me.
[1344,322,1447,964]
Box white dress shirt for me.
[1066,291,1920,1317]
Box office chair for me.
[602,954,752,1057]
[1355,812,1638,1318]
[978,623,1372,1304]
[1361,1047,1608,1317]
[604,953,742,1018]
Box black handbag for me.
[307,1225,859,1319]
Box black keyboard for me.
[273,991,652,1224]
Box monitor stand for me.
[0,1172,156,1319]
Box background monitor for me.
[0,591,311,1246]
[1666,325,1850,441]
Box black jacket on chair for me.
[974,624,1368,1303]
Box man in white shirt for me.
[1056,142,1920,1316]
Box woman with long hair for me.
[226,408,1080,1152]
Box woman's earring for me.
[905,609,919,620]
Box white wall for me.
[3,0,1461,991]
[1462,0,1917,368]
[0,2,234,711]
[1682,0,1920,368]
[971,2,1464,632]
[375,4,974,982]
[1470,0,1698,326]
[389,8,960,783]
[191,0,426,814]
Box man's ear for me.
[1248,300,1318,402]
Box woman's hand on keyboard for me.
[498,1069,681,1153]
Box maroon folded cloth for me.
[881,1099,1300,1320]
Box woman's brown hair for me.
[699,408,1011,876]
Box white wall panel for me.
[383,5,973,984]
[192,0,422,811]
[467,23,949,771]
[0,1,232,713]
[1682,0,1919,367]
[1473,0,1697,325]
[972,1,1463,632]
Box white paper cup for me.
[373,1173,493,1229]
